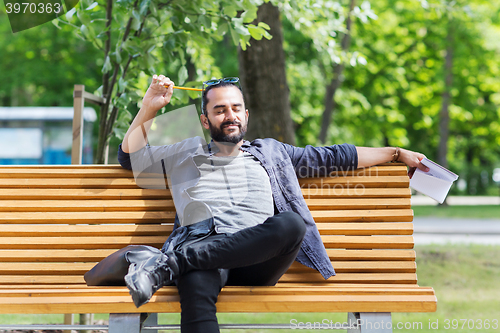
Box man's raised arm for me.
[356,146,429,178]
[122,75,174,153]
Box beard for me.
[207,117,248,144]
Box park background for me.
[1,0,500,332]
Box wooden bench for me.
[0,163,436,332]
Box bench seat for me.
[0,163,436,329]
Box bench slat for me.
[0,210,413,223]
[0,223,411,237]
[0,285,437,296]
[0,236,413,250]
[305,198,410,210]
[0,164,405,178]
[288,261,415,273]
[0,261,415,275]
[0,236,166,249]
[312,209,413,222]
[0,178,141,189]
[322,235,414,249]
[314,164,409,177]
[326,249,416,261]
[279,273,417,284]
[0,249,122,262]
[0,293,437,314]
[0,249,417,262]
[0,225,172,237]
[0,272,417,285]
[318,222,413,235]
[0,165,131,178]
[0,200,173,212]
[301,187,411,198]
[0,211,175,224]
[298,176,409,188]
[0,189,170,200]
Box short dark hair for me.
[202,81,245,116]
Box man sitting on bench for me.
[117,74,428,333]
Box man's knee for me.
[269,211,306,242]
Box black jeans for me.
[173,211,306,333]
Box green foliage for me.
[0,11,101,107]
[283,0,500,195]
[56,0,272,162]
[3,0,500,190]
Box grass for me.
[391,244,500,333]
[413,205,500,219]
[1,244,498,332]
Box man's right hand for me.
[141,74,175,112]
[121,74,174,153]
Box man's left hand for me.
[398,148,429,178]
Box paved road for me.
[413,217,500,245]
[410,195,500,244]
[411,195,500,206]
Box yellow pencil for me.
[164,85,203,91]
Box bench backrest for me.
[0,163,414,287]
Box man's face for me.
[201,86,249,144]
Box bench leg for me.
[109,313,158,333]
[348,312,392,333]
[142,313,158,333]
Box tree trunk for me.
[95,0,114,164]
[237,2,295,145]
[319,0,356,144]
[438,20,454,169]
[437,20,454,206]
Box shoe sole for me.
[124,274,149,308]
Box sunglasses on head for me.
[202,77,240,90]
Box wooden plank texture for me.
[0,164,437,315]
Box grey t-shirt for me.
[186,151,274,234]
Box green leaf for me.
[118,77,128,93]
[239,39,247,51]
[117,109,133,123]
[113,50,122,64]
[113,126,127,140]
[139,0,151,16]
[217,22,228,36]
[116,93,130,107]
[52,19,61,29]
[232,18,250,36]
[102,55,112,74]
[86,2,99,11]
[228,25,240,46]
[187,90,200,100]
[242,8,258,23]
[76,8,91,26]
[66,7,77,20]
[170,16,179,27]
[258,22,270,30]
[178,66,188,85]
[223,5,237,18]
[149,0,158,17]
[198,15,211,29]
[80,24,89,38]
[248,25,264,40]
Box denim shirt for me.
[118,138,357,279]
